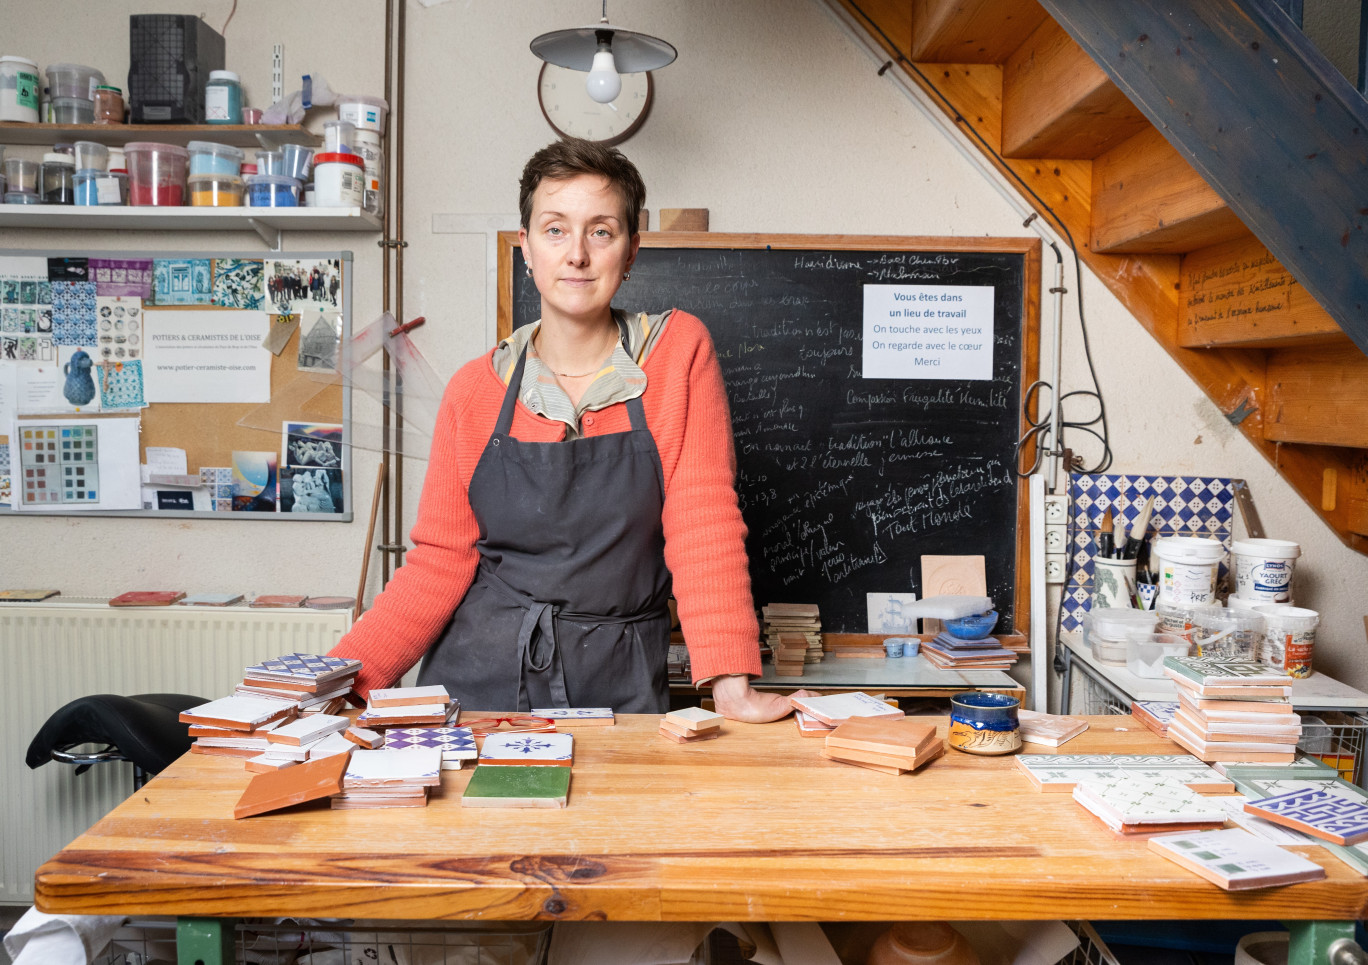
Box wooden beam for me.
[1002,16,1148,158]
[856,0,913,55]
[1265,339,1368,447]
[1179,233,1345,347]
[1090,126,1248,254]
[909,0,1048,62]
[1038,0,1368,355]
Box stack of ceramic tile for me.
[666,644,691,681]
[1017,710,1089,747]
[1148,828,1326,890]
[531,707,616,727]
[1163,657,1299,764]
[333,746,443,809]
[182,695,300,759]
[1131,700,1180,738]
[354,684,460,729]
[794,711,835,738]
[461,732,574,808]
[762,604,822,664]
[659,707,724,743]
[242,714,355,772]
[1071,772,1227,835]
[822,717,944,774]
[235,652,362,715]
[789,692,904,727]
[919,632,1018,670]
[383,725,478,769]
[770,635,808,676]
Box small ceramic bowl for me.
[948,691,1021,756]
[944,609,998,639]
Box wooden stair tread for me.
[910,0,1049,63]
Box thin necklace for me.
[536,326,618,378]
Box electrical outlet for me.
[1045,555,1067,583]
[1044,494,1068,525]
[1045,524,1067,553]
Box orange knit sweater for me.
[329,310,763,695]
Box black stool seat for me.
[26,693,206,775]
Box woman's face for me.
[519,173,639,327]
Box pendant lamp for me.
[530,1,678,104]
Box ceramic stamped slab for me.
[1016,754,1234,793]
[245,653,361,681]
[1074,773,1225,824]
[1221,767,1368,876]
[479,732,574,765]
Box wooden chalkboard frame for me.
[497,232,1040,636]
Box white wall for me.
[2,0,1364,692]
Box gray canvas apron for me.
[418,344,673,713]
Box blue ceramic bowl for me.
[944,609,998,639]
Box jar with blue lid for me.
[204,70,243,124]
[245,173,302,207]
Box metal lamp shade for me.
[530,24,677,72]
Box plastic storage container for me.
[0,55,41,122]
[336,93,389,134]
[1152,536,1226,606]
[280,142,314,181]
[1084,607,1159,666]
[41,154,75,204]
[93,84,123,123]
[187,172,243,206]
[187,140,243,176]
[312,152,364,207]
[1124,632,1190,679]
[1231,538,1300,604]
[353,128,383,216]
[1253,604,1319,677]
[244,173,301,207]
[3,157,38,194]
[204,69,242,124]
[51,96,94,123]
[4,190,39,204]
[74,169,126,206]
[254,150,283,175]
[124,141,189,206]
[323,120,356,154]
[45,63,104,100]
[73,140,108,172]
[1191,606,1265,660]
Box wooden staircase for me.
[836,0,1368,554]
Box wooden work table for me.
[35,715,1368,925]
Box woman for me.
[330,138,795,721]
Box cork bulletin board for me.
[0,248,352,521]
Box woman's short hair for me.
[519,138,646,237]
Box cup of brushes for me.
[1096,495,1158,610]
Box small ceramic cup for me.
[948,691,1022,756]
[883,639,905,658]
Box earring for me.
[622,271,631,282]
[525,266,533,278]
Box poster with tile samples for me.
[1,248,351,519]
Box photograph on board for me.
[283,421,343,469]
[266,257,342,314]
[232,450,278,512]
[212,259,265,310]
[280,466,343,514]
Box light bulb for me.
[586,48,621,103]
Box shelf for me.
[0,205,381,246]
[0,123,320,148]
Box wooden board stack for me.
[236,652,362,716]
[462,732,574,808]
[333,747,442,809]
[1163,657,1300,764]
[919,631,1018,670]
[355,684,460,729]
[1072,772,1227,835]
[822,717,944,774]
[771,635,808,676]
[762,604,823,666]
[825,637,886,658]
[659,706,724,743]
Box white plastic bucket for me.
[1231,537,1300,603]
[353,128,383,217]
[311,152,364,207]
[1253,604,1319,678]
[0,55,40,122]
[1152,536,1225,606]
[336,94,388,134]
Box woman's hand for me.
[710,675,818,723]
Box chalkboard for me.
[498,234,1039,634]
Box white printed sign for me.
[862,284,994,380]
[143,310,270,403]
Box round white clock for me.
[537,62,653,145]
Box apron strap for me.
[493,344,530,436]
[515,601,569,711]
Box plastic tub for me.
[1253,604,1319,678]
[255,150,283,175]
[1191,607,1264,660]
[124,141,189,206]
[187,172,244,207]
[107,147,125,171]
[312,152,364,207]
[336,93,389,134]
[204,69,242,124]
[45,63,104,99]
[4,189,39,205]
[4,157,38,193]
[51,95,93,124]
[353,127,383,216]
[240,163,257,176]
[1231,538,1300,604]
[1124,631,1190,678]
[280,143,314,181]
[1084,607,1158,666]
[242,106,262,125]
[245,173,301,207]
[323,119,356,154]
[41,153,75,204]
[0,55,41,122]
[1152,536,1226,606]
[73,140,108,172]
[93,84,123,124]
[187,140,243,177]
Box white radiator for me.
[0,600,352,904]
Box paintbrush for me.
[1124,495,1156,560]
[1097,508,1114,558]
[1112,513,1127,560]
